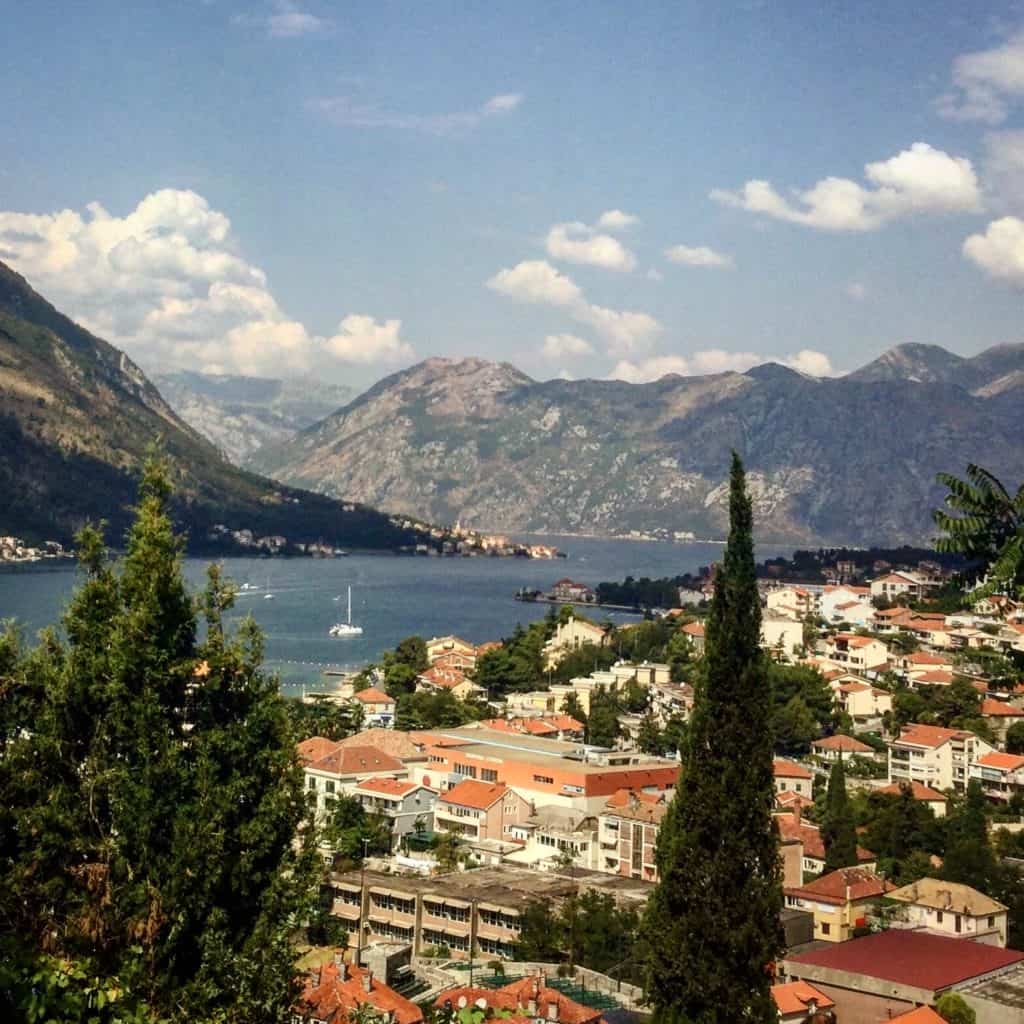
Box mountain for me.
[0,260,427,551]
[251,349,1024,545]
[153,370,356,463]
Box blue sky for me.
[2,2,1024,386]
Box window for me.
[308,777,317,791]
[989,915,996,927]
[936,911,943,923]
[454,763,478,778]
[481,768,498,782]
[533,775,555,785]
[631,824,643,873]
[325,780,336,794]
[955,914,962,933]
[821,922,831,935]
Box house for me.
[774,760,814,799]
[416,665,486,702]
[888,724,995,792]
[870,571,940,601]
[294,953,424,1024]
[876,781,949,818]
[433,780,531,843]
[505,806,599,871]
[426,635,478,670]
[979,697,1024,742]
[770,980,836,1022]
[679,620,706,655]
[897,651,956,677]
[820,585,872,623]
[784,867,895,943]
[304,744,407,817]
[782,930,1024,1024]
[351,687,397,727]
[776,811,877,877]
[434,976,607,1024]
[811,734,875,761]
[888,1009,945,1024]
[969,751,1024,802]
[551,578,596,603]
[823,633,889,673]
[831,678,893,724]
[766,586,818,621]
[480,715,585,742]
[762,614,805,659]
[649,680,696,724]
[543,616,609,668]
[885,877,1008,947]
[597,792,668,882]
[352,778,437,846]
[830,600,874,628]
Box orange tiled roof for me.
[888,1008,945,1024]
[896,723,971,749]
[785,866,895,905]
[354,777,422,797]
[773,759,813,780]
[812,734,873,753]
[776,814,874,863]
[352,686,394,704]
[336,728,428,760]
[298,736,341,766]
[435,980,604,1024]
[440,779,508,810]
[877,781,948,802]
[770,981,835,1016]
[981,698,1024,718]
[976,751,1024,772]
[419,665,468,689]
[680,621,706,637]
[298,960,423,1024]
[308,745,405,776]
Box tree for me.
[637,711,665,755]
[821,758,858,872]
[774,696,819,756]
[935,992,977,1024]
[642,453,782,1024]
[432,831,464,873]
[587,686,621,748]
[941,781,1001,895]
[1008,721,1024,755]
[561,692,588,728]
[934,464,1024,601]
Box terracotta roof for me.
[775,815,875,863]
[775,791,814,812]
[439,779,508,810]
[773,759,813,780]
[336,729,427,761]
[837,680,870,693]
[308,745,405,776]
[785,867,895,906]
[886,876,1007,916]
[910,670,956,685]
[835,600,863,611]
[811,734,873,753]
[605,787,669,808]
[787,929,1024,991]
[476,641,503,655]
[298,736,341,765]
[419,665,469,689]
[904,651,949,665]
[895,723,972,749]
[354,778,423,798]
[435,979,603,1024]
[603,798,668,825]
[981,697,1024,717]
[833,632,878,648]
[680,621,705,637]
[976,751,1024,772]
[298,959,424,1024]
[770,981,835,1016]
[877,781,948,803]
[888,1008,945,1024]
[352,687,394,704]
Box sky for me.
[2,2,1024,387]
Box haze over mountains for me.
[248,346,1024,546]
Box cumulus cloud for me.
[541,333,594,360]
[665,244,734,269]
[963,216,1024,285]
[486,259,660,355]
[0,189,414,376]
[711,143,981,231]
[312,92,523,135]
[596,209,639,231]
[937,31,1024,124]
[234,1,331,39]
[545,222,636,272]
[609,348,834,383]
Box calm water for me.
[0,535,791,694]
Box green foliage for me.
[936,992,977,1024]
[940,781,1002,896]
[286,694,364,740]
[637,711,666,754]
[768,663,833,755]
[0,455,319,1023]
[381,636,429,695]
[665,631,695,681]
[643,453,782,1024]
[473,621,549,698]
[821,759,858,872]
[432,831,464,873]
[323,793,393,868]
[548,642,617,684]
[587,686,621,748]
[560,692,588,727]
[1006,720,1024,755]
[862,785,943,883]
[394,690,485,730]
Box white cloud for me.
[665,244,734,269]
[545,222,636,272]
[596,209,639,231]
[937,31,1024,124]
[609,348,834,383]
[235,2,331,39]
[983,131,1024,213]
[312,92,523,135]
[845,281,867,301]
[541,333,594,360]
[963,216,1024,286]
[711,143,981,231]
[486,259,660,355]
[0,189,414,376]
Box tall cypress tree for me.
[821,756,858,872]
[643,453,782,1024]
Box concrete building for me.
[352,778,437,846]
[870,571,941,602]
[597,794,667,882]
[823,633,890,673]
[304,744,407,818]
[762,613,804,659]
[885,877,1008,947]
[970,751,1024,802]
[543,616,609,669]
[888,724,995,793]
[784,867,895,943]
[830,676,893,726]
[433,780,531,843]
[505,806,599,871]
[774,760,814,799]
[351,687,397,728]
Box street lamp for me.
[356,836,371,967]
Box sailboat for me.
[329,586,362,636]
[263,574,274,600]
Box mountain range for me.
[249,346,1024,545]
[0,259,425,552]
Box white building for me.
[888,724,994,793]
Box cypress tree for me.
[643,453,782,1024]
[821,756,858,872]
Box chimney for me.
[309,966,322,987]
[333,950,347,980]
[363,968,373,993]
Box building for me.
[426,635,478,669]
[969,751,1024,803]
[823,634,890,673]
[551,578,596,604]
[762,613,805,659]
[506,806,599,871]
[820,585,872,623]
[774,760,814,799]
[885,877,1008,947]
[784,867,895,943]
[648,680,695,725]
[766,586,818,621]
[831,678,893,725]
[770,980,836,1022]
[782,930,1024,1024]
[876,780,949,818]
[870,571,941,601]
[888,724,995,793]
[597,793,668,882]
[416,665,486,702]
[979,698,1024,742]
[435,976,606,1024]
[304,744,407,817]
[352,778,437,846]
[811,734,875,761]
[776,811,877,877]
[480,715,585,742]
[352,687,397,728]
[433,779,531,843]
[293,953,424,1024]
[543,616,609,668]
[679,620,705,655]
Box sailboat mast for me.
[347,585,352,626]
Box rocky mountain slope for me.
[0,260,426,551]
[153,371,355,463]
[251,348,1024,545]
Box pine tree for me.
[642,453,782,1024]
[821,757,858,872]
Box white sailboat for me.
[263,574,274,600]
[329,586,362,636]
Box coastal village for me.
[289,553,1024,1024]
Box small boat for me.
[329,586,363,637]
[263,575,274,600]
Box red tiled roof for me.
[911,670,956,685]
[308,745,405,776]
[298,960,424,1024]
[811,734,873,753]
[787,929,1024,992]
[353,687,394,704]
[889,1008,945,1024]
[440,779,508,810]
[977,751,1024,772]
[785,867,895,906]
[419,665,468,689]
[605,787,669,808]
[770,981,835,1016]
[981,698,1024,717]
[680,621,705,637]
[435,979,603,1024]
[336,728,429,761]
[837,680,870,693]
[775,815,875,863]
[896,723,971,749]
[904,651,949,665]
[877,781,948,803]
[354,778,422,797]
[773,759,813,780]
[298,736,341,765]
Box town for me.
[0,536,71,563]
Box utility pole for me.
[356,836,371,967]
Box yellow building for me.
[784,867,895,943]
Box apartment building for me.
[886,878,1008,947]
[597,794,667,882]
[870,571,940,601]
[352,778,437,845]
[888,724,995,792]
[543,616,609,669]
[823,634,889,673]
[968,751,1024,802]
[304,744,407,818]
[784,867,895,943]
[433,780,531,843]
[426,635,478,670]
[505,806,599,871]
[979,698,1024,742]
[830,677,893,725]
[766,586,818,621]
